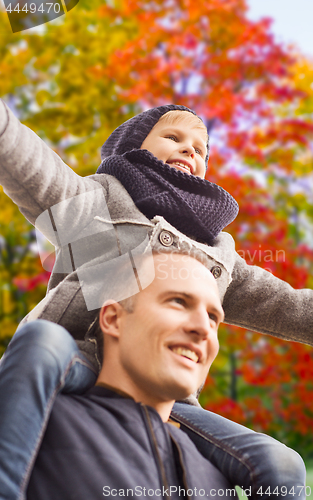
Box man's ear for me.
[99,301,124,339]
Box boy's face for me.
[140,116,207,178]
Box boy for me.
[0,101,307,499]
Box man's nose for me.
[186,308,211,339]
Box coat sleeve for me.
[223,250,313,346]
[0,99,105,228]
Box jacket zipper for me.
[168,432,193,500]
[141,404,172,499]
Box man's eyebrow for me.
[160,291,224,321]
[160,290,194,300]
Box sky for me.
[247,0,313,57]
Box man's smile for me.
[169,344,202,363]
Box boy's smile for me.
[140,115,208,178]
[166,158,194,175]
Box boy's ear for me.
[99,301,124,339]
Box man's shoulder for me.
[45,386,162,448]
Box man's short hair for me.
[85,252,153,361]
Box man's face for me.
[140,116,207,178]
[112,254,222,404]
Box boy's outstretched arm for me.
[223,250,313,346]
[0,99,105,228]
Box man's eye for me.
[208,313,218,324]
[172,297,186,306]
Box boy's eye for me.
[195,147,204,156]
[166,135,178,142]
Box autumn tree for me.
[1,0,313,455]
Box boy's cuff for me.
[0,99,9,137]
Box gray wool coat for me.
[1,100,313,372]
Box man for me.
[26,252,236,499]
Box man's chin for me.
[175,394,199,406]
[163,383,198,404]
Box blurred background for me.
[248,0,312,56]
[1,0,313,468]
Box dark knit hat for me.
[100,104,209,167]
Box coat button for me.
[211,265,222,279]
[159,230,174,247]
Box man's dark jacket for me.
[27,386,235,499]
